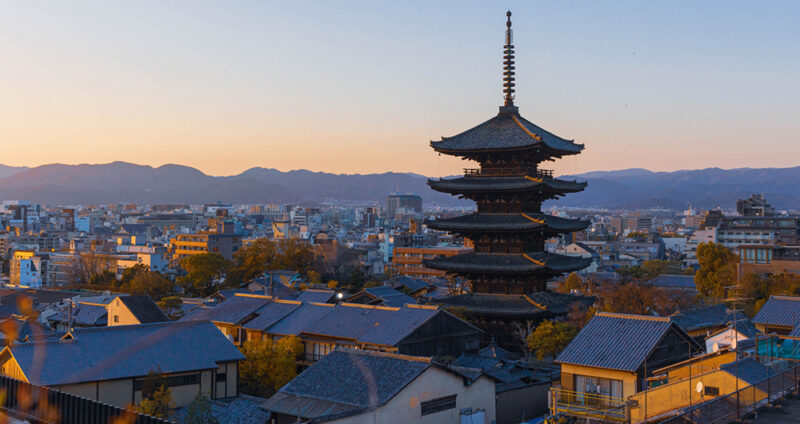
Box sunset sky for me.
[1,1,799,177]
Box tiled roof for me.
[295,289,336,303]
[263,349,432,420]
[425,251,592,274]
[180,294,270,325]
[302,304,439,346]
[557,313,689,372]
[47,303,108,327]
[389,277,432,293]
[478,343,521,361]
[720,358,776,385]
[425,213,589,233]
[361,287,417,307]
[430,111,583,155]
[428,176,586,194]
[753,296,800,328]
[118,296,169,323]
[670,304,729,332]
[645,274,697,290]
[7,320,244,386]
[242,300,302,331]
[265,302,336,336]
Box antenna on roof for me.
[502,11,516,107]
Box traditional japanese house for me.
[424,12,593,347]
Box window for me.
[421,395,457,416]
[704,386,720,396]
[113,315,119,323]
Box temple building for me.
[425,12,594,349]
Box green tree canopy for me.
[88,270,116,287]
[695,242,737,298]
[177,253,232,296]
[527,320,578,360]
[120,264,151,288]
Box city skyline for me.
[2,1,799,177]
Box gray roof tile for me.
[753,296,800,328]
[7,320,244,386]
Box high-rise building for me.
[422,12,593,347]
[385,194,422,220]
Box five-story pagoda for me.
[425,12,593,347]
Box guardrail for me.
[549,388,628,422]
[463,168,553,178]
[658,363,800,424]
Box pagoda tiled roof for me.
[432,291,594,318]
[430,109,583,155]
[424,251,592,275]
[427,175,586,194]
[425,212,589,233]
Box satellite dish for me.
[712,342,720,353]
[696,381,704,394]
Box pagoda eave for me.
[424,213,589,234]
[427,176,587,195]
[424,252,592,275]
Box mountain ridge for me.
[1,162,800,209]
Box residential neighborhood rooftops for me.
[3,320,244,386]
[557,312,699,372]
[263,349,433,421]
[671,304,730,332]
[753,296,800,328]
[117,295,169,323]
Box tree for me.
[239,336,303,397]
[177,253,231,296]
[444,274,470,296]
[602,282,657,315]
[120,264,150,288]
[88,270,116,287]
[229,238,316,286]
[138,385,173,419]
[527,320,578,360]
[157,296,183,319]
[695,242,737,298]
[127,271,173,300]
[560,272,584,293]
[182,393,219,424]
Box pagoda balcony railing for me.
[464,167,553,178]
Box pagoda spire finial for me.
[503,10,516,107]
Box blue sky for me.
[1,1,798,176]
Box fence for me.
[659,363,800,424]
[0,374,173,424]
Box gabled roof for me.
[116,296,169,323]
[753,296,800,328]
[299,304,441,346]
[180,294,270,325]
[389,277,433,294]
[556,312,700,372]
[242,300,303,331]
[645,274,696,290]
[5,320,244,386]
[670,304,729,332]
[430,110,583,156]
[709,318,760,340]
[295,289,337,303]
[720,358,776,385]
[263,349,434,421]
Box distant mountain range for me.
[1,162,799,210]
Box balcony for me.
[463,167,554,178]
[549,388,629,422]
